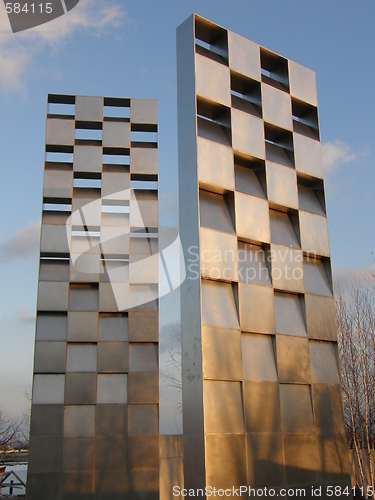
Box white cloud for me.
[332,263,375,289]
[30,0,127,41]
[0,0,128,93]
[0,222,40,262]
[18,305,36,324]
[321,140,358,174]
[0,46,31,93]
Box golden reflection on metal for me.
[178,13,350,494]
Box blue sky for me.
[0,0,374,420]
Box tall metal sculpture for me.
[27,95,160,500]
[177,13,350,494]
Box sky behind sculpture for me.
[0,0,374,419]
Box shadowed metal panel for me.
[129,343,158,372]
[97,342,128,373]
[199,190,235,234]
[289,60,317,106]
[246,433,285,487]
[202,279,239,329]
[196,53,231,106]
[294,133,323,178]
[75,96,103,122]
[94,469,127,498]
[99,282,127,311]
[43,169,73,199]
[102,121,130,148]
[235,192,270,243]
[29,405,64,438]
[128,373,158,404]
[97,374,127,404]
[241,334,277,381]
[311,384,346,435]
[238,242,271,286]
[317,433,351,482]
[197,138,234,191]
[235,163,266,199]
[67,312,98,342]
[100,226,130,255]
[63,406,95,437]
[243,382,281,432]
[95,404,127,437]
[200,227,237,281]
[65,373,96,405]
[203,380,244,433]
[130,199,158,228]
[269,211,300,248]
[303,259,332,296]
[36,313,67,341]
[68,285,99,311]
[228,30,260,81]
[41,225,70,254]
[37,282,69,311]
[239,283,275,333]
[305,294,336,340]
[98,314,128,341]
[283,433,319,485]
[70,253,100,282]
[274,292,306,336]
[270,245,304,293]
[130,98,158,124]
[205,434,247,491]
[128,311,158,342]
[298,184,325,216]
[309,341,340,384]
[202,326,242,380]
[62,438,95,472]
[128,405,158,435]
[101,172,130,197]
[34,342,66,373]
[128,435,159,469]
[46,118,75,146]
[231,109,265,158]
[276,335,310,384]
[94,437,127,470]
[129,253,158,284]
[73,145,102,172]
[300,211,330,257]
[262,84,292,131]
[62,472,94,497]
[33,375,65,404]
[27,437,62,473]
[279,384,314,433]
[266,161,298,209]
[128,469,159,499]
[130,148,158,175]
[66,345,97,373]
